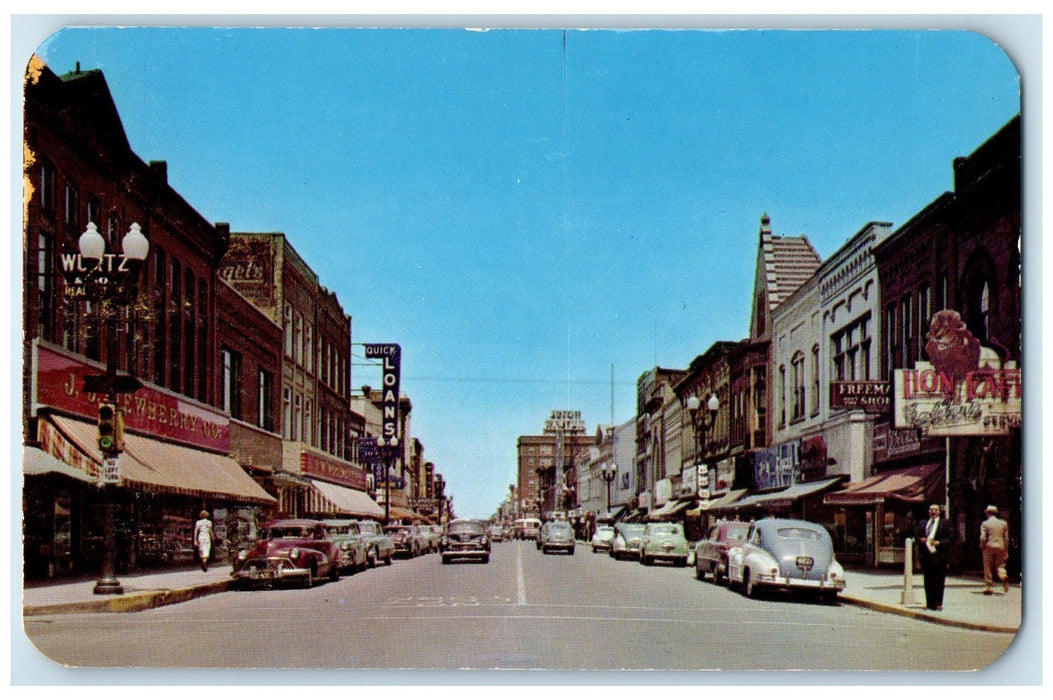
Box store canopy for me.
[823,463,944,506]
[730,476,845,510]
[23,445,95,483]
[648,497,695,521]
[47,414,276,505]
[687,488,748,516]
[308,479,385,519]
[597,504,627,522]
[387,505,427,524]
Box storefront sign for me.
[300,449,368,490]
[873,422,927,461]
[545,410,586,433]
[33,341,230,452]
[754,440,800,491]
[358,436,379,466]
[893,310,1022,436]
[364,343,401,450]
[830,381,891,413]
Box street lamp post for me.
[686,392,720,495]
[601,463,617,514]
[76,221,150,595]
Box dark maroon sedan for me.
[694,520,751,584]
[231,519,342,589]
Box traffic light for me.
[97,402,124,453]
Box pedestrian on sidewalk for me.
[194,510,214,572]
[980,505,1010,594]
[915,503,955,611]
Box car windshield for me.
[385,526,410,534]
[549,522,572,534]
[448,521,484,535]
[651,524,681,535]
[725,526,749,542]
[358,523,378,535]
[595,526,614,536]
[619,525,645,536]
[777,527,823,541]
[264,526,311,539]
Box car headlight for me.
[237,550,248,561]
[290,548,300,559]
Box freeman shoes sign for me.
[364,344,402,451]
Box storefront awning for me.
[597,504,627,521]
[387,505,427,523]
[687,488,748,516]
[823,463,944,506]
[308,479,385,519]
[731,476,845,510]
[23,445,95,483]
[648,497,696,521]
[46,414,276,505]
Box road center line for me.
[516,543,527,606]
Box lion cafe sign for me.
[893,310,1021,437]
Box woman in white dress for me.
[194,510,214,572]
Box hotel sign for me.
[545,410,586,433]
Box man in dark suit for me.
[915,503,955,611]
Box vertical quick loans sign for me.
[364,344,402,450]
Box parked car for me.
[231,519,341,589]
[590,524,615,553]
[440,518,491,564]
[539,519,576,555]
[488,524,504,542]
[609,523,646,560]
[320,519,370,574]
[386,524,425,558]
[694,520,751,584]
[726,518,846,602]
[352,519,394,567]
[639,522,689,566]
[514,518,542,541]
[421,524,443,553]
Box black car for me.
[440,519,491,564]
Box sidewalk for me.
[20,564,1021,633]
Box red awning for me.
[823,463,944,506]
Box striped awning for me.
[44,414,276,505]
[23,445,95,483]
[308,479,385,519]
[824,464,944,506]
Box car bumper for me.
[543,541,575,551]
[645,550,688,561]
[591,541,612,551]
[755,573,847,592]
[231,557,309,583]
[442,545,489,559]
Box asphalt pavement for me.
[20,560,1021,633]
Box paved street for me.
[22,540,1017,674]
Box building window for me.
[778,364,787,428]
[885,304,897,377]
[284,385,292,440]
[833,313,872,382]
[221,348,243,419]
[63,181,79,233]
[918,284,932,358]
[293,394,303,442]
[283,304,293,358]
[305,322,314,374]
[258,369,275,431]
[900,295,913,367]
[791,352,806,422]
[811,344,821,416]
[39,161,56,215]
[293,313,303,366]
[304,399,313,446]
[36,232,55,341]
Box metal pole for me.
[901,537,916,605]
[94,314,123,595]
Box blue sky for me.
[26,23,1021,519]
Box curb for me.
[839,594,1018,634]
[23,580,232,617]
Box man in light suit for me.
[980,505,1010,594]
[915,503,955,611]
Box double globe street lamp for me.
[75,220,150,594]
[685,392,720,494]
